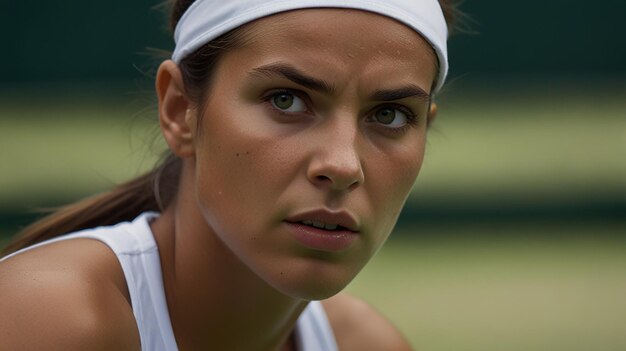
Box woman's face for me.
[191,9,437,299]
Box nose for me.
[306,122,365,191]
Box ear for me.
[427,102,438,128]
[156,60,197,158]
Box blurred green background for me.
[1,1,625,350]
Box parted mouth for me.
[285,209,359,233]
[297,220,346,231]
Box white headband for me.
[173,0,449,93]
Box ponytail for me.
[1,153,181,256]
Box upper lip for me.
[285,209,360,232]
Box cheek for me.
[192,109,298,239]
[366,135,426,238]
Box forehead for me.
[231,9,438,92]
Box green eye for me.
[375,107,397,125]
[270,92,307,113]
[371,106,414,129]
[273,93,294,110]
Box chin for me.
[263,259,364,301]
[283,282,346,301]
[278,283,347,301]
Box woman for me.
[0,0,457,349]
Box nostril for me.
[316,175,331,183]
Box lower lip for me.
[285,222,358,252]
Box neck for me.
[151,187,307,350]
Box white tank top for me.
[1,212,338,351]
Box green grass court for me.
[348,224,626,350]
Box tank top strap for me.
[295,301,339,351]
[106,212,178,351]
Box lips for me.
[284,209,360,251]
[285,209,359,233]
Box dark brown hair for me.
[1,0,461,256]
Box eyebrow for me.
[369,86,431,103]
[250,62,431,102]
[250,63,335,95]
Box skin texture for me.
[0,9,438,351]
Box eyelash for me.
[261,89,420,131]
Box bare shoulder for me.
[0,239,140,350]
[321,293,413,351]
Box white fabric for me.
[295,300,339,351]
[172,0,449,93]
[1,212,338,351]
